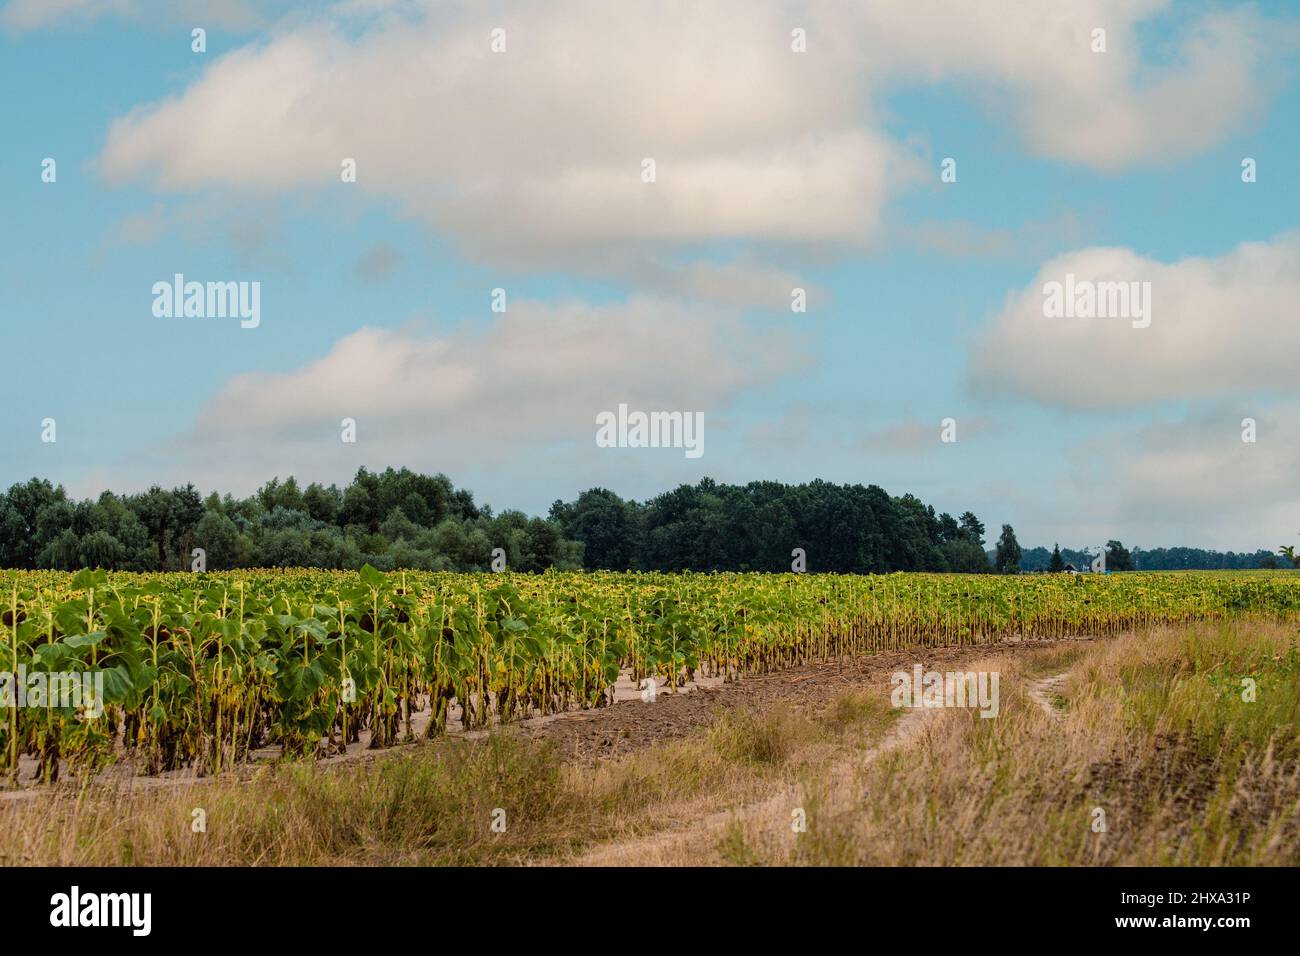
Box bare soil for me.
[529,639,1085,761]
[563,640,1092,865]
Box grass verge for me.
[0,679,896,865]
[725,620,1300,865]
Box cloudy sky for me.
[2,0,1298,551]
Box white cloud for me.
[1048,406,1300,551]
[968,233,1300,410]
[158,295,809,496]
[854,2,1276,172]
[577,253,819,311]
[94,0,1282,273]
[98,3,895,261]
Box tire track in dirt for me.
[1027,673,1071,722]
[563,643,1087,866]
[568,695,941,866]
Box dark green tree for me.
[959,511,986,546]
[1105,540,1135,572]
[1049,543,1065,573]
[995,524,1022,573]
[549,488,642,569]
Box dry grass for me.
[563,689,900,865]
[9,622,1288,867]
[0,683,896,866]
[725,620,1300,866]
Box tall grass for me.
[0,687,893,865]
[729,621,1300,866]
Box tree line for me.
[548,478,998,573]
[0,469,579,572]
[1019,543,1278,572]
[0,470,1285,573]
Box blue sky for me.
[1,0,1298,551]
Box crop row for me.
[3,567,1297,782]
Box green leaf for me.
[99,664,135,703]
[63,631,107,649]
[70,569,102,591]
[33,643,72,668]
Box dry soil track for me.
[561,638,1087,865]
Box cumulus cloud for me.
[163,295,810,494]
[98,3,895,260]
[854,1,1277,171]
[1049,405,1300,550]
[968,233,1300,410]
[580,253,819,311]
[93,0,1282,274]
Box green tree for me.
[1105,540,1134,572]
[379,507,421,542]
[1048,543,1065,573]
[302,482,342,524]
[78,530,125,569]
[959,511,986,546]
[193,510,241,570]
[941,536,991,573]
[549,488,642,569]
[995,524,1022,574]
[1,479,65,566]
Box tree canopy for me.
[0,468,578,572]
[550,478,991,573]
[1,471,1276,574]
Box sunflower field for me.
[3,567,1297,782]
